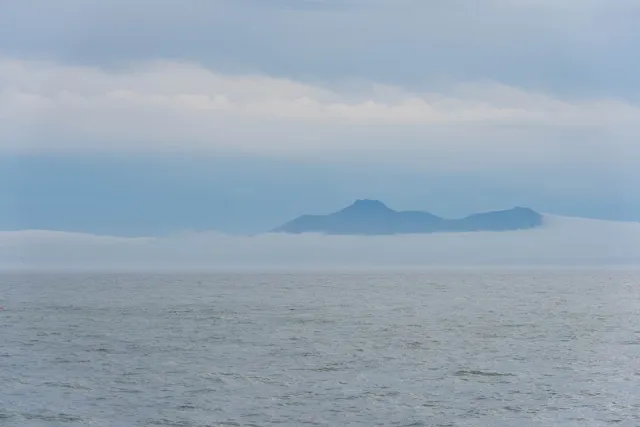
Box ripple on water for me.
[454,370,517,377]
[1,271,639,426]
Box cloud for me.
[3,59,637,126]
[1,0,638,100]
[2,216,639,271]
[1,58,639,174]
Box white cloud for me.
[2,58,637,127]
[2,216,639,271]
[1,58,638,173]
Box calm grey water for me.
[1,270,639,426]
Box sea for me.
[1,270,639,426]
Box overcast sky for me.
[1,0,639,234]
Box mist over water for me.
[2,270,639,426]
[2,215,640,270]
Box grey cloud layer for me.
[1,0,638,99]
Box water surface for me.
[1,270,639,426]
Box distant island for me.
[273,199,543,235]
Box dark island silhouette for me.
[273,199,543,235]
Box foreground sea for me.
[1,270,639,426]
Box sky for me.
[1,0,640,235]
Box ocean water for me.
[1,270,639,426]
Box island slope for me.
[273,199,543,235]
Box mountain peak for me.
[340,199,394,214]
